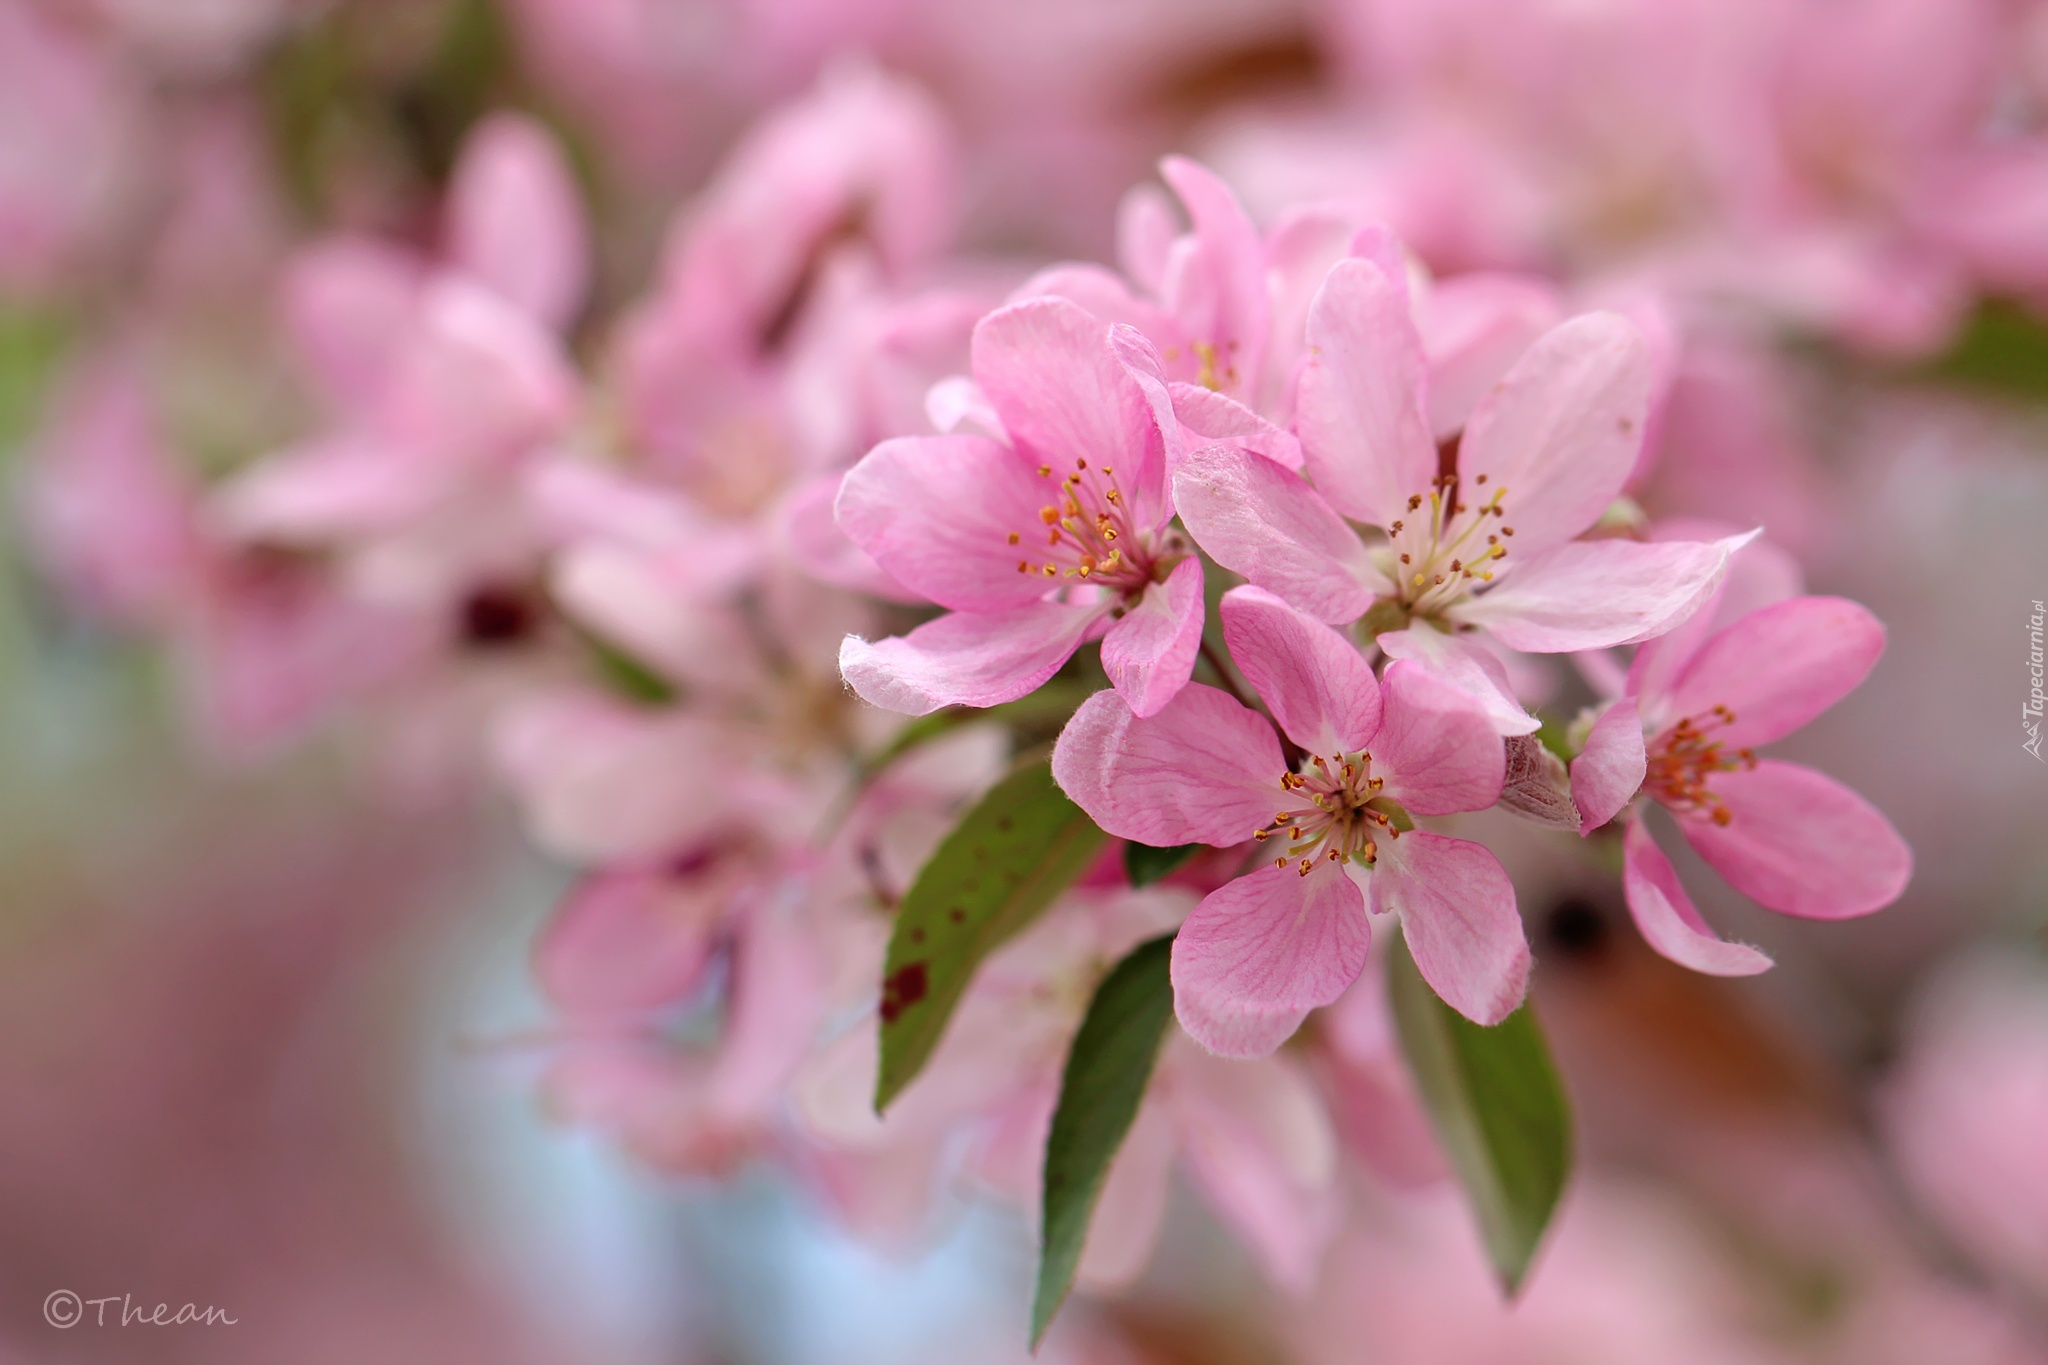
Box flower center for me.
[1251,752,1402,876]
[1010,457,1162,596]
[1384,472,1514,619]
[1643,705,1757,826]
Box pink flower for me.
[216,112,587,577]
[1174,250,1747,733]
[836,296,1203,716]
[1055,586,1525,1055]
[1569,580,1912,975]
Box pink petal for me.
[493,694,733,863]
[777,471,922,604]
[1660,597,1886,750]
[1014,261,1176,339]
[1171,863,1371,1058]
[834,433,1058,612]
[1220,585,1382,757]
[1053,684,1284,847]
[1622,822,1773,977]
[1110,323,1188,482]
[708,883,827,1118]
[281,237,423,409]
[536,868,726,1018]
[1102,556,1205,717]
[378,277,578,461]
[1117,181,1178,297]
[1159,156,1269,400]
[1454,312,1651,556]
[1167,382,1304,469]
[1417,272,1565,439]
[1376,625,1539,736]
[1174,443,1386,625]
[1371,832,1528,1026]
[1570,698,1647,834]
[1679,760,1912,920]
[1172,1046,1339,1293]
[214,433,453,542]
[1294,257,1438,528]
[970,297,1165,527]
[1368,661,1505,815]
[839,600,1105,715]
[445,113,590,332]
[1449,532,1751,653]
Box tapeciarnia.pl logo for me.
[2027,599,2045,762]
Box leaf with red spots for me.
[874,757,1108,1113]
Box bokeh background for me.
[3,0,2047,1361]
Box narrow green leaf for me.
[1033,933,1176,1347]
[1122,840,1202,887]
[1387,932,1572,1295]
[874,757,1107,1112]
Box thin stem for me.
[1200,637,1306,769]
[1199,637,1253,709]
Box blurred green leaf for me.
[0,309,70,454]
[874,757,1106,1112]
[1033,933,1175,1346]
[1914,299,2048,401]
[1122,840,1201,886]
[1388,932,1572,1295]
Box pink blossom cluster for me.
[13,4,2046,1354]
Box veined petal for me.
[839,601,1103,715]
[971,297,1165,525]
[1622,821,1773,976]
[1376,625,1539,736]
[1661,597,1885,750]
[835,433,1058,611]
[1680,760,1911,920]
[1102,557,1205,717]
[1174,443,1386,625]
[1448,532,1751,653]
[1053,684,1285,847]
[1570,698,1647,834]
[1418,272,1565,439]
[1455,312,1651,556]
[1295,258,1437,528]
[1370,832,1528,1026]
[1167,382,1304,469]
[1220,585,1382,757]
[1172,863,1370,1058]
[1368,661,1505,816]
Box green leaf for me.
[1122,840,1202,887]
[1033,933,1176,1347]
[874,757,1108,1112]
[1913,298,2048,400]
[1387,932,1572,1295]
